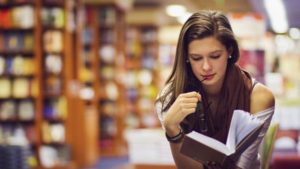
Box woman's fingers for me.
[182,97,199,103]
[176,91,201,114]
[181,107,197,115]
[181,102,197,109]
[179,91,201,99]
[163,91,202,130]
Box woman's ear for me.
[227,47,233,57]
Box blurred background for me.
[0,0,300,169]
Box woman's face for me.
[188,36,229,90]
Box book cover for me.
[180,110,264,167]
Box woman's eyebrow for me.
[188,53,203,59]
[189,50,223,57]
[188,54,203,57]
[209,50,223,54]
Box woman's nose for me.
[202,59,212,71]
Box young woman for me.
[155,10,275,169]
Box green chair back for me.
[261,123,279,169]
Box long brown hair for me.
[157,10,252,143]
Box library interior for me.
[0,0,300,169]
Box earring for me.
[186,60,190,63]
[228,55,232,59]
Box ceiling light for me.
[275,35,294,54]
[289,28,300,39]
[264,0,288,33]
[166,4,186,17]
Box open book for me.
[180,110,264,167]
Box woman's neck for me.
[203,83,223,98]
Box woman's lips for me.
[202,74,215,80]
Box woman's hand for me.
[163,91,201,136]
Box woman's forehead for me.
[188,37,226,54]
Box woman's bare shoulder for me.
[250,83,275,114]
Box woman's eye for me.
[211,55,220,59]
[191,57,202,61]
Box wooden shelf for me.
[42,0,64,7]
[35,162,76,169]
[0,96,36,100]
[112,164,176,169]
[81,3,128,160]
[100,145,128,157]
[0,74,35,78]
[0,119,35,123]
[43,117,66,123]
[0,0,78,169]
[0,27,34,31]
[124,25,160,129]
[133,164,176,169]
[42,27,64,31]
[0,2,35,8]
[0,50,34,55]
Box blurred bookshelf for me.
[124,25,160,129]
[0,0,76,168]
[82,1,128,158]
[0,1,41,168]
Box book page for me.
[225,110,238,152]
[226,110,263,150]
[187,131,233,155]
[236,111,262,144]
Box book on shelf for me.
[12,78,30,98]
[4,33,23,50]
[41,7,64,28]
[43,31,63,53]
[0,9,12,28]
[0,34,4,51]
[180,109,264,168]
[12,5,34,29]
[0,78,11,98]
[0,56,5,75]
[0,101,17,120]
[18,100,35,121]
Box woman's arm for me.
[236,83,275,169]
[250,83,275,114]
[156,91,204,169]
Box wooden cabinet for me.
[0,0,76,168]
[0,1,39,169]
[124,25,160,129]
[134,164,176,169]
[97,4,127,157]
[69,1,100,167]
[39,0,76,168]
[80,2,163,159]
[82,2,127,157]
